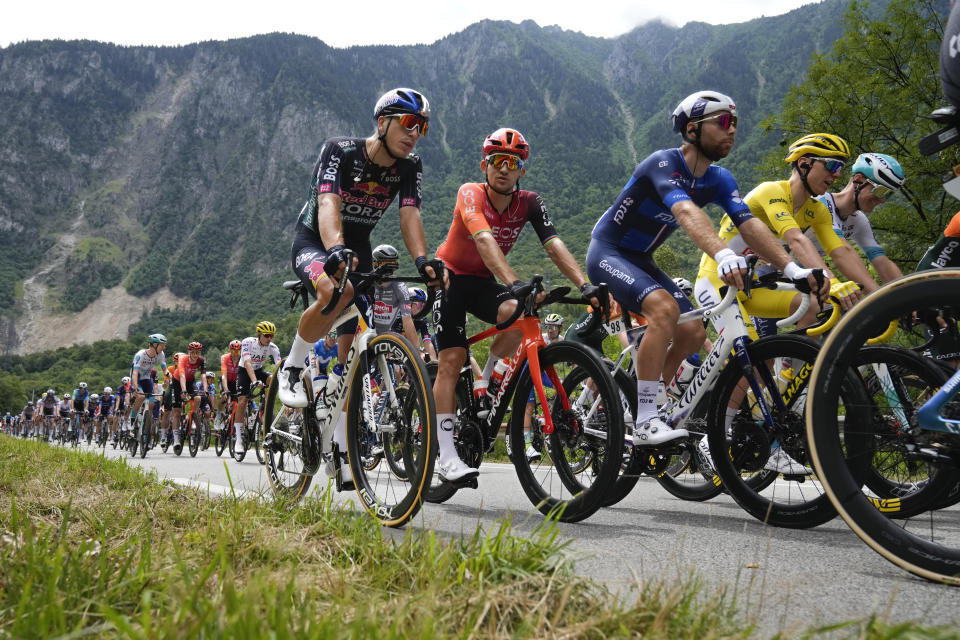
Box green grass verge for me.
[0,436,953,639]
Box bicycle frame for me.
[467,314,572,438]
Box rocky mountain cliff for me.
[0,0,866,354]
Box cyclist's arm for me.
[827,242,879,293]
[781,227,835,277]
[871,255,903,284]
[398,205,428,266]
[316,192,346,257]
[543,238,589,290]
[474,231,521,285]
[400,315,420,349]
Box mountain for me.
[0,0,880,354]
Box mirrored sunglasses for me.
[866,179,893,199]
[695,112,738,130]
[392,113,428,136]
[260,333,274,339]
[810,157,846,173]
[485,153,524,171]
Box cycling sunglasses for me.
[391,113,429,136]
[809,157,846,173]
[865,179,894,199]
[694,112,738,130]
[485,153,524,171]
[259,333,274,339]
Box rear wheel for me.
[188,416,200,457]
[509,341,624,522]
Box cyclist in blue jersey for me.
[313,332,338,374]
[586,90,827,446]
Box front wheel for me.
[214,412,227,457]
[262,365,314,502]
[139,412,153,459]
[509,341,624,523]
[188,416,200,457]
[346,332,436,527]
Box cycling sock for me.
[636,379,659,423]
[437,413,457,461]
[286,333,313,369]
[333,412,347,451]
[725,407,737,431]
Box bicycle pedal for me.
[444,476,479,490]
[781,474,807,482]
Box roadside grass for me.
[0,436,953,639]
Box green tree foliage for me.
[0,370,27,414]
[759,0,949,267]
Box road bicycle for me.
[807,269,960,583]
[262,250,437,527]
[424,275,625,523]
[228,385,265,463]
[128,393,160,459]
[180,391,212,458]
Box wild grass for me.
[0,436,952,639]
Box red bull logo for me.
[355,181,391,196]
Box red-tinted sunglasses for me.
[695,112,738,130]
[392,113,428,136]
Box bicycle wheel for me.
[140,412,152,459]
[855,345,954,518]
[708,334,854,529]
[345,333,435,527]
[262,364,313,501]
[230,409,248,462]
[128,415,139,457]
[508,341,624,523]
[186,415,199,457]
[807,270,960,584]
[254,410,266,465]
[214,412,226,457]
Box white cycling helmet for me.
[122,376,131,384]
[103,386,112,394]
[673,277,694,297]
[671,91,737,135]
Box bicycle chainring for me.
[728,413,771,473]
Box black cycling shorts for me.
[433,273,513,351]
[237,367,270,396]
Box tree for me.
[759,0,950,267]
[0,370,26,413]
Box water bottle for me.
[325,363,343,405]
[668,354,701,396]
[487,359,509,399]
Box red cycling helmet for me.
[188,341,202,352]
[482,128,530,160]
[229,339,242,352]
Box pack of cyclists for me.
[0,85,943,503]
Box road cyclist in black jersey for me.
[276,87,445,483]
[585,90,828,448]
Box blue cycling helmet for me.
[408,286,427,303]
[373,88,430,120]
[147,333,167,345]
[851,153,905,191]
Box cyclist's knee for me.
[496,298,517,324]
[642,291,681,327]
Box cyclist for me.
[220,340,242,415]
[520,313,565,460]
[915,211,960,365]
[277,87,442,414]
[172,341,207,454]
[129,334,167,442]
[199,371,217,423]
[159,352,182,448]
[113,376,132,443]
[70,382,89,440]
[432,127,603,483]
[236,322,281,451]
[39,389,59,441]
[369,244,422,348]
[811,153,906,284]
[695,134,878,338]
[276,88,443,484]
[20,401,35,437]
[406,286,437,362]
[587,91,825,446]
[312,332,338,375]
[98,387,114,442]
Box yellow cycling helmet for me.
[256,320,277,335]
[784,133,850,162]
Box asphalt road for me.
[80,441,960,637]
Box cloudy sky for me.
[2,0,825,48]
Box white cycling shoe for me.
[438,456,479,483]
[277,363,308,408]
[764,444,811,475]
[632,417,687,447]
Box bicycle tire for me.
[188,415,200,457]
[854,345,954,518]
[230,408,248,462]
[708,334,848,529]
[140,412,152,459]
[599,367,647,507]
[262,362,314,501]
[254,410,266,465]
[807,270,960,584]
[345,332,436,527]
[214,412,227,457]
[508,341,624,522]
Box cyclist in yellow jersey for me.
[694,133,879,338]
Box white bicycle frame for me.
[597,282,812,433]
